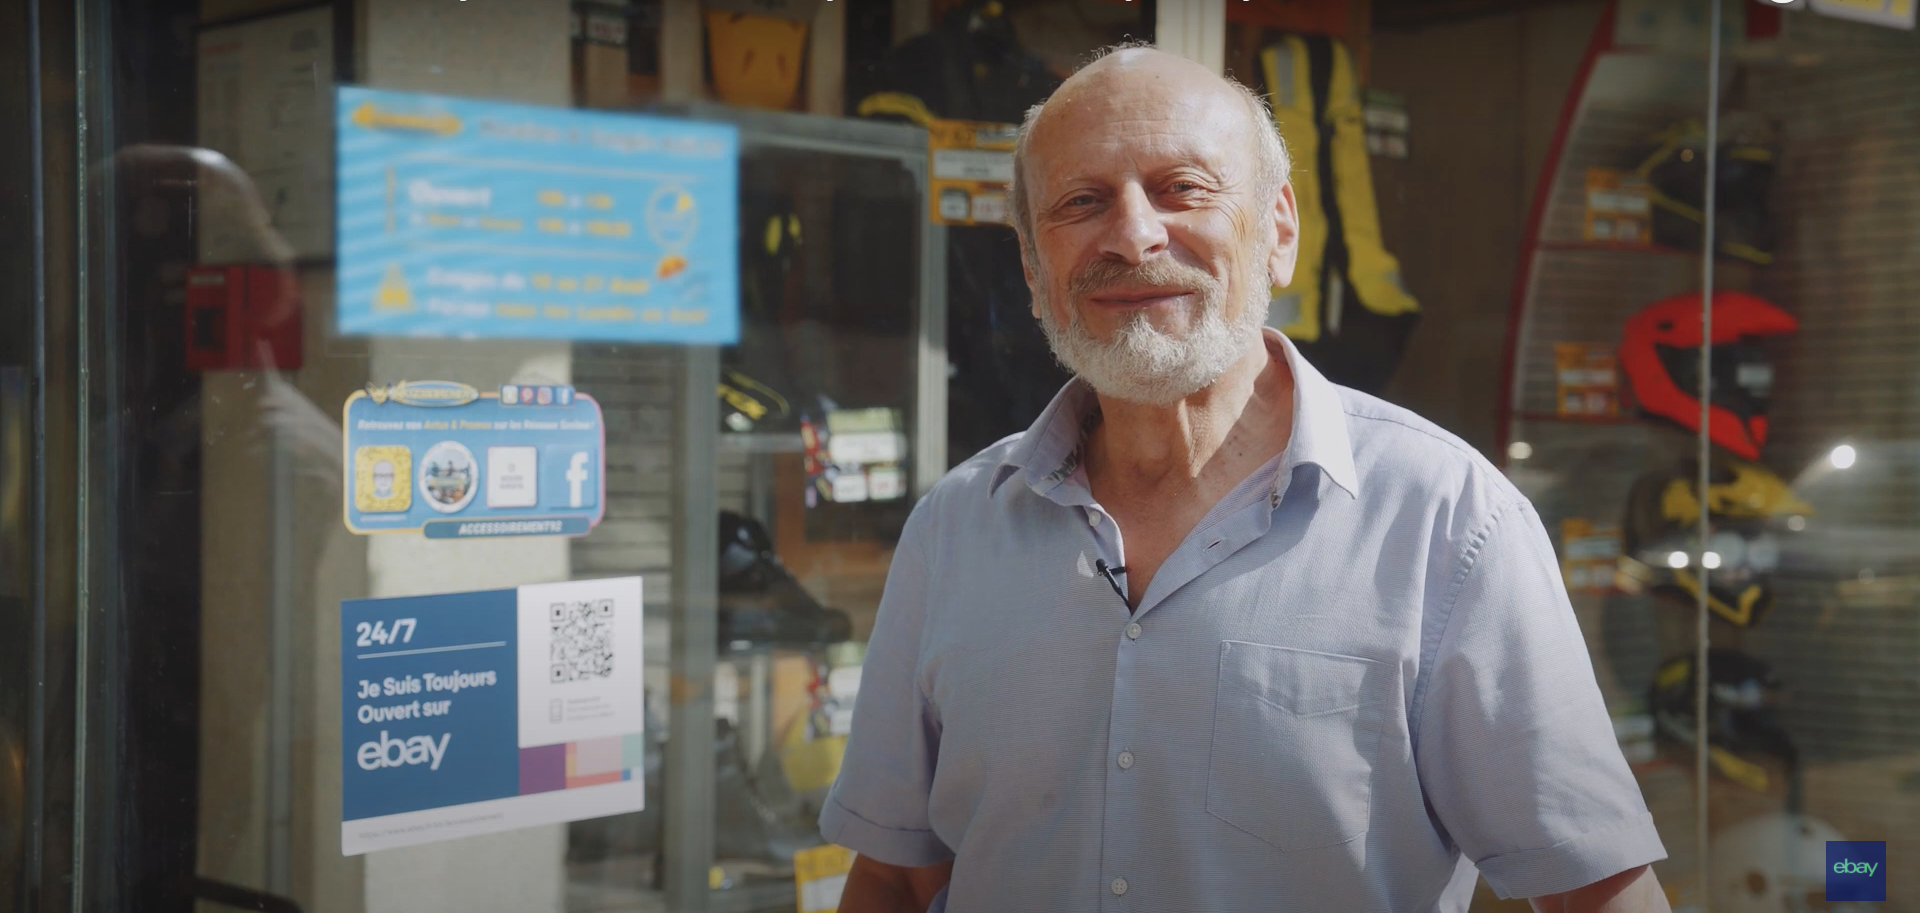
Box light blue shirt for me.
[821,329,1666,911]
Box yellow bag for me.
[778,711,847,794]
[706,11,810,111]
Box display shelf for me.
[1514,411,1644,426]
[710,878,806,913]
[717,432,806,455]
[1534,239,1694,256]
[1498,5,1714,459]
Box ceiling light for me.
[1508,441,1533,461]
[1668,551,1690,569]
[1830,444,1857,470]
[1702,551,1722,570]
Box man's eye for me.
[1066,194,1097,207]
[1169,181,1201,193]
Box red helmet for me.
[1620,291,1798,460]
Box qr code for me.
[550,598,615,683]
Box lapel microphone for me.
[1094,558,1130,607]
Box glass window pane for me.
[53,1,1920,911]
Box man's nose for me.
[1096,183,1168,265]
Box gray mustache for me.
[1067,257,1218,298]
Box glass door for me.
[46,1,944,911]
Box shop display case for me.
[5,0,945,906]
[1502,2,1919,909]
[12,0,1919,910]
[566,103,943,910]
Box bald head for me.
[1008,45,1289,252]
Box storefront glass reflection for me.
[6,1,1918,911]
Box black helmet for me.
[717,511,853,651]
[1634,114,1780,265]
[1648,649,1796,793]
[1618,458,1810,628]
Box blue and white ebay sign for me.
[341,577,644,855]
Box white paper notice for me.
[196,6,336,261]
[800,874,847,911]
[517,577,645,748]
[932,147,1015,183]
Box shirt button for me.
[1125,622,1141,640]
[1117,750,1134,770]
[1111,877,1128,896]
[1088,511,1101,527]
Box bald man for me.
[821,46,1670,912]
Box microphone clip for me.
[1094,558,1130,607]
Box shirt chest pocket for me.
[1206,641,1388,852]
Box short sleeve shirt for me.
[820,329,1667,912]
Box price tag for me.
[1560,518,1622,595]
[927,119,1018,227]
[794,844,855,913]
[1583,167,1651,244]
[1553,343,1619,418]
[1811,0,1915,29]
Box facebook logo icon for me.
[566,452,591,508]
[541,446,597,511]
[1828,841,1886,902]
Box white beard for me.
[1038,267,1271,406]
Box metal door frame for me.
[3,0,85,910]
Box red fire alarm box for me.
[184,265,303,371]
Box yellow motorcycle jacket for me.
[1261,34,1420,393]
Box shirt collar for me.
[1274,328,1360,501]
[992,378,1101,500]
[990,328,1359,502]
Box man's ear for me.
[1266,181,1300,289]
[1017,233,1043,319]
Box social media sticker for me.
[487,446,539,508]
[342,382,606,539]
[354,445,413,513]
